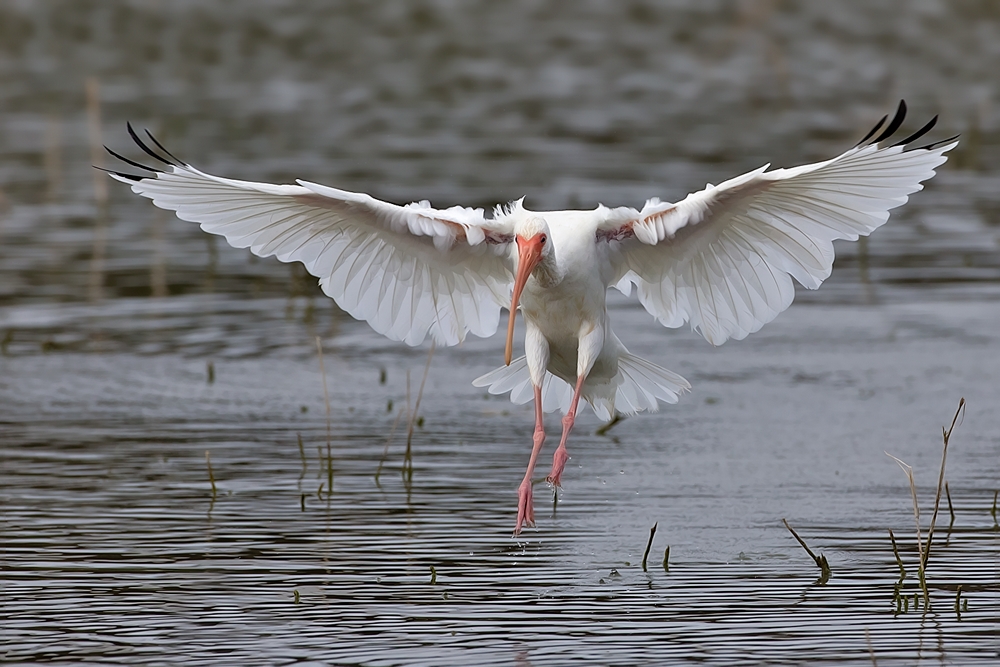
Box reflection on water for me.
[2,1,999,664]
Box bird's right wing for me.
[106,126,516,347]
[597,102,957,345]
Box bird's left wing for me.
[106,126,515,347]
[597,102,957,345]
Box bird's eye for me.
[539,234,547,244]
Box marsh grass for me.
[886,398,965,608]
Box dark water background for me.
[1,2,999,665]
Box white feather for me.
[111,164,515,347]
[473,352,689,421]
[600,139,957,345]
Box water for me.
[2,2,999,665]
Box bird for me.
[105,101,956,534]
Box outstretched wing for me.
[106,126,515,347]
[597,101,957,345]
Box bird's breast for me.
[520,275,606,343]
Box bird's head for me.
[505,217,552,366]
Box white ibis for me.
[106,101,955,533]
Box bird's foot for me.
[515,479,535,534]
[546,444,570,487]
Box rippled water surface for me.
[2,2,999,665]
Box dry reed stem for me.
[782,518,831,578]
[150,208,168,298]
[595,413,624,436]
[864,628,877,666]
[85,78,107,204]
[297,434,307,483]
[375,406,405,485]
[945,481,955,528]
[641,522,657,572]
[403,342,435,483]
[315,337,333,493]
[923,398,964,571]
[85,77,107,302]
[205,450,217,499]
[44,115,62,201]
[885,453,924,561]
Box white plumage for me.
[107,101,956,533]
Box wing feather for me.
[107,130,516,347]
[599,103,956,345]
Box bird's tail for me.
[472,353,690,422]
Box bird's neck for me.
[532,255,563,288]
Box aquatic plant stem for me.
[205,450,217,500]
[376,406,405,486]
[85,77,108,303]
[297,433,307,484]
[315,336,333,493]
[888,529,906,581]
[945,481,955,529]
[782,518,831,580]
[641,522,657,572]
[595,413,624,436]
[864,628,877,666]
[885,452,927,601]
[404,342,435,484]
[923,398,964,572]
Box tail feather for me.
[472,357,572,413]
[472,353,690,420]
[614,353,690,414]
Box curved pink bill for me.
[505,234,544,366]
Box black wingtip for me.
[143,129,186,166]
[127,121,179,168]
[914,134,960,151]
[870,100,907,145]
[93,165,143,182]
[855,113,888,147]
[105,145,162,174]
[892,114,938,148]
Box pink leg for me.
[547,374,586,487]
[515,384,546,534]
